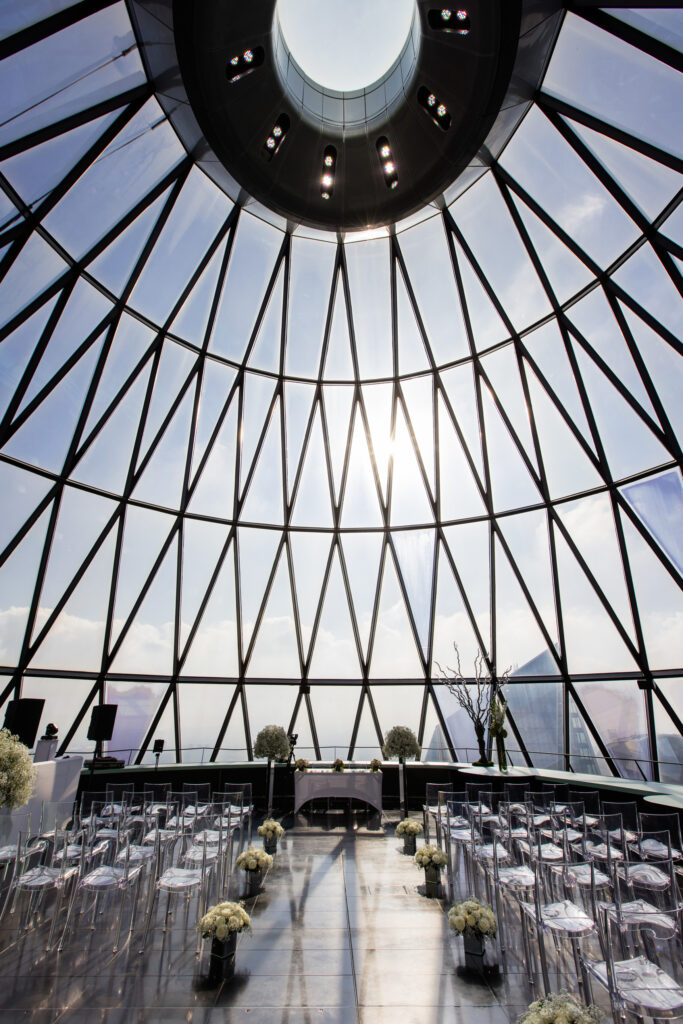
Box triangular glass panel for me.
[34,485,116,623]
[237,526,282,651]
[246,263,284,373]
[188,396,238,519]
[323,270,355,380]
[247,684,301,752]
[1,110,120,208]
[82,314,155,436]
[451,235,508,352]
[526,363,604,499]
[566,116,683,222]
[284,381,316,500]
[239,373,277,492]
[613,242,683,341]
[0,505,51,664]
[567,691,612,776]
[240,401,285,525]
[179,519,231,651]
[133,389,194,510]
[439,364,485,479]
[437,392,487,521]
[17,279,110,415]
[620,303,683,443]
[29,530,116,672]
[246,550,300,678]
[431,538,485,677]
[323,385,355,504]
[110,506,176,648]
[552,521,639,674]
[210,685,248,762]
[523,319,595,449]
[286,234,336,378]
[309,685,363,752]
[340,532,383,660]
[169,239,227,344]
[369,553,424,678]
[360,382,393,504]
[495,535,560,676]
[307,549,362,679]
[481,345,539,472]
[372,684,424,750]
[109,537,177,675]
[0,233,66,331]
[401,377,435,496]
[396,268,430,374]
[442,522,491,651]
[418,691,449,761]
[397,213,469,366]
[209,212,283,362]
[350,691,383,759]
[137,340,196,467]
[290,406,332,527]
[391,528,435,659]
[289,531,333,659]
[345,238,392,379]
[288,696,316,760]
[620,469,683,576]
[509,190,594,305]
[389,404,434,526]
[566,287,657,422]
[88,188,172,296]
[652,697,683,784]
[136,686,178,766]
[571,338,670,478]
[190,358,238,482]
[109,680,174,764]
[497,509,560,650]
[3,329,103,473]
[0,462,52,555]
[340,405,383,528]
[0,295,59,420]
[505,681,564,771]
[73,364,152,495]
[572,679,650,781]
[482,385,541,512]
[618,507,683,672]
[556,492,636,642]
[181,542,239,677]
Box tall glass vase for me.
[208,932,237,984]
[495,734,507,772]
[424,864,441,898]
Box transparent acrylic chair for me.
[423,783,452,844]
[138,832,212,957]
[582,909,683,1022]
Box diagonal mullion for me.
[210,683,242,762]
[241,531,287,671]
[571,6,683,75]
[336,535,374,676]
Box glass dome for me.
[0,2,681,781]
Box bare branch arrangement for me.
[434,644,510,765]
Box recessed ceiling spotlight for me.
[428,8,470,34]
[418,86,451,130]
[376,137,398,191]
[263,114,290,160]
[226,45,264,84]
[321,145,337,200]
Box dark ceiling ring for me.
[132,1,565,232]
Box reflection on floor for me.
[0,808,612,1024]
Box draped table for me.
[294,769,382,814]
[0,755,84,844]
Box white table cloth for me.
[0,755,83,844]
[294,769,382,813]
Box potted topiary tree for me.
[253,725,290,815]
[382,726,421,817]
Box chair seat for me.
[521,897,595,936]
[496,864,536,889]
[631,838,682,861]
[213,816,241,831]
[17,865,78,889]
[182,845,219,864]
[565,863,611,889]
[80,864,143,889]
[116,845,155,864]
[585,956,683,1014]
[618,862,670,889]
[582,840,623,862]
[157,866,204,891]
[449,828,473,842]
[541,826,582,843]
[600,898,677,937]
[607,827,637,843]
[474,843,510,862]
[194,829,223,844]
[517,840,564,862]
[143,829,177,844]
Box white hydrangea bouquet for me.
[518,992,602,1024]
[414,844,448,868]
[235,846,273,872]
[0,728,36,810]
[199,901,251,941]
[396,819,423,837]
[449,897,497,939]
[257,819,285,839]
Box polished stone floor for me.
[0,809,613,1024]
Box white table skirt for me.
[294,770,382,813]
[0,755,83,845]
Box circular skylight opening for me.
[276,0,415,92]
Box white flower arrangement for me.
[396,819,423,837]
[332,758,345,772]
[414,844,448,869]
[295,758,309,772]
[0,728,36,810]
[253,725,290,761]
[517,991,602,1024]
[199,901,251,940]
[235,845,273,873]
[449,898,497,939]
[382,725,421,760]
[257,819,285,839]
[369,759,382,772]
